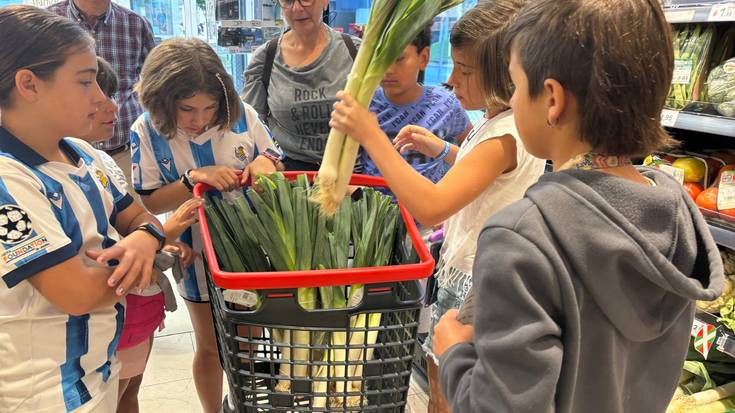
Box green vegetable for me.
[667,24,716,110]
[315,0,463,215]
[203,173,402,406]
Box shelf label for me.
[692,318,707,336]
[666,9,696,23]
[718,171,735,210]
[673,59,694,85]
[661,109,680,127]
[658,164,686,185]
[694,323,717,359]
[709,3,735,22]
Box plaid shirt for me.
[48,1,156,152]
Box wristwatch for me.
[134,223,166,252]
[261,148,285,171]
[180,169,196,192]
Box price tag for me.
[665,9,696,23]
[673,59,693,84]
[658,164,685,185]
[718,170,735,210]
[709,3,735,22]
[223,290,259,308]
[661,109,679,127]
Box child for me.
[329,2,546,411]
[82,57,201,413]
[433,1,725,412]
[130,37,283,412]
[361,25,471,185]
[0,6,162,412]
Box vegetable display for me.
[667,25,716,110]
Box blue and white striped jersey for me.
[0,127,130,412]
[130,100,282,302]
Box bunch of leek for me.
[203,174,402,408]
[315,0,463,215]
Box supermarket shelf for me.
[663,2,735,23]
[709,222,735,249]
[694,311,735,358]
[662,110,735,138]
[218,20,284,28]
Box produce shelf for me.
[693,311,735,358]
[218,19,284,28]
[663,1,735,23]
[709,222,735,249]
[662,110,735,138]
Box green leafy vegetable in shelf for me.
[719,297,735,332]
[667,24,716,110]
[705,57,735,117]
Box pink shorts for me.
[117,292,165,351]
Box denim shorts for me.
[422,277,471,362]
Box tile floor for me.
[138,292,429,412]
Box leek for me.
[315,0,463,215]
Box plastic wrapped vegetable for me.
[706,57,735,117]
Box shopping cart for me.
[195,172,435,413]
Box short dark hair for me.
[96,57,118,98]
[411,25,432,52]
[0,5,94,108]
[135,38,242,140]
[505,0,675,156]
[451,0,527,108]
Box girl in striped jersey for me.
[86,56,201,413]
[130,38,284,412]
[0,6,164,412]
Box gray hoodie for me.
[439,168,724,413]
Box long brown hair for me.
[0,5,94,108]
[135,38,241,139]
[450,0,527,108]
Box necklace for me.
[559,152,632,171]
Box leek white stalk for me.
[315,0,463,215]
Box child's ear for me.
[418,47,430,70]
[543,78,567,127]
[14,69,40,103]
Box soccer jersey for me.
[0,128,129,412]
[131,101,282,302]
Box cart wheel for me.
[221,395,235,413]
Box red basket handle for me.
[194,172,435,290]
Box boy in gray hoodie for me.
[432,1,725,412]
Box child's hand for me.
[394,125,446,158]
[163,197,204,241]
[86,230,160,296]
[190,166,240,192]
[240,155,278,187]
[433,309,474,357]
[163,242,197,268]
[330,91,383,145]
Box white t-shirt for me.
[130,101,282,302]
[436,110,546,297]
[0,131,127,412]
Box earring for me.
[546,119,552,127]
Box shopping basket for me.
[194,172,435,413]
